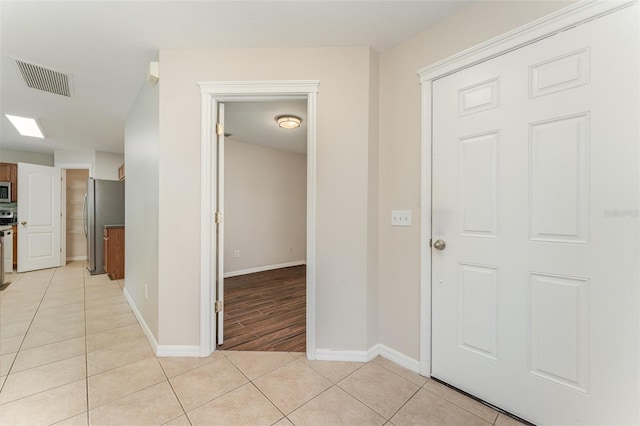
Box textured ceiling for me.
[0,1,472,155]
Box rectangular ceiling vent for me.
[15,59,72,97]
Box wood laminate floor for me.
[220,265,306,352]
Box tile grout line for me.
[0,270,57,385]
[83,262,91,424]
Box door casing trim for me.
[417,0,635,376]
[198,80,320,357]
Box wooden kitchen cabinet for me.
[0,162,17,201]
[12,225,17,268]
[103,226,124,280]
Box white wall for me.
[124,80,159,339]
[95,151,124,180]
[0,148,54,166]
[54,149,123,180]
[377,0,576,360]
[224,139,306,274]
[158,47,378,350]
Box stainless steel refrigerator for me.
[83,178,124,275]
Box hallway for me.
[0,262,522,425]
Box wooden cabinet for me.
[0,162,17,202]
[103,226,124,280]
[12,225,17,268]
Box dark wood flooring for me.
[220,265,306,352]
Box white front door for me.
[431,6,638,425]
[216,102,225,345]
[17,163,62,272]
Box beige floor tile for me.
[158,351,224,378]
[187,383,283,426]
[12,336,86,373]
[391,388,490,426]
[89,381,184,426]
[0,318,31,339]
[0,379,86,426]
[86,323,145,352]
[290,386,385,426]
[0,375,6,388]
[53,412,89,425]
[253,359,332,415]
[88,356,165,408]
[301,358,365,383]
[162,415,192,426]
[0,354,86,404]
[338,363,419,419]
[495,413,529,426]
[0,352,17,376]
[35,301,85,318]
[371,356,428,387]
[0,310,34,326]
[290,352,306,358]
[21,321,85,350]
[423,380,498,423]
[170,357,248,411]
[226,350,297,380]
[273,418,294,426]
[0,335,24,355]
[85,303,132,321]
[86,311,137,334]
[87,337,155,376]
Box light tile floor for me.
[0,262,526,425]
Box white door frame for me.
[418,0,635,377]
[198,80,320,357]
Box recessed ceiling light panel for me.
[4,114,45,138]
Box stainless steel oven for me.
[0,182,10,203]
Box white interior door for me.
[216,102,225,345]
[17,163,62,273]
[431,6,638,425]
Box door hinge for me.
[215,211,223,224]
[214,300,223,313]
[429,238,432,248]
[216,123,224,136]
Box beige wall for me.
[158,47,378,349]
[124,80,160,339]
[54,149,123,180]
[94,151,124,181]
[224,139,306,274]
[0,148,54,166]
[377,0,576,359]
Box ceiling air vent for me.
[15,59,72,97]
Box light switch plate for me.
[391,210,412,226]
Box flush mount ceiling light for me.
[4,114,45,138]
[276,115,302,129]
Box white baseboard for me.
[124,287,202,358]
[156,345,201,357]
[123,288,159,354]
[66,256,87,261]
[315,344,421,375]
[315,349,369,363]
[378,344,421,374]
[224,260,306,278]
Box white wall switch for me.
[391,210,412,226]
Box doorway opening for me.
[198,80,319,358]
[63,169,89,264]
[221,100,307,351]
